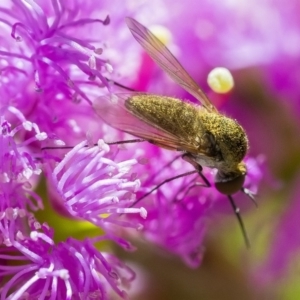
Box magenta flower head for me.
[1,0,110,95]
[0,103,142,297]
[0,0,114,150]
[0,106,46,210]
[0,207,135,299]
[46,140,147,239]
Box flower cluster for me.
[0,0,144,298]
[0,106,45,211]
[0,106,142,298]
[0,208,134,299]
[2,0,294,298]
[47,140,147,234]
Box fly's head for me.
[215,162,247,195]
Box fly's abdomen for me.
[126,95,204,140]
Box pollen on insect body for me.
[207,67,234,94]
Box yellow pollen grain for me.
[207,67,234,94]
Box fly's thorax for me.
[199,111,249,169]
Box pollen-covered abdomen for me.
[126,95,206,143]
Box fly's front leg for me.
[181,153,211,188]
[171,154,212,202]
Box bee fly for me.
[93,17,254,247]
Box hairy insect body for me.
[126,95,248,181]
[126,95,205,146]
[94,17,250,195]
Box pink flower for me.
[0,0,113,149]
[0,208,134,299]
[0,106,46,210]
[46,140,147,237]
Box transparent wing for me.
[125,17,218,113]
[93,93,206,153]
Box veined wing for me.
[93,92,207,154]
[125,17,218,113]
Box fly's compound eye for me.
[215,174,246,195]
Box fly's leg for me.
[129,169,198,207]
[182,153,251,248]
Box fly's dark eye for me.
[215,174,246,195]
